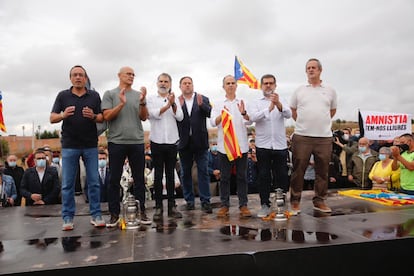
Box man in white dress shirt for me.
[210,75,252,218]
[248,74,292,218]
[147,73,184,221]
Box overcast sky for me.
[1,0,413,136]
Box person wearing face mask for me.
[391,133,414,195]
[248,74,292,218]
[347,137,379,189]
[4,154,24,206]
[208,140,220,196]
[20,149,60,206]
[369,146,400,190]
[84,150,110,203]
[0,160,17,207]
[147,73,184,221]
[50,151,62,183]
[333,128,358,188]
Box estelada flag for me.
[234,56,260,89]
[0,91,6,132]
[221,107,242,161]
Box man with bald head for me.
[347,136,379,189]
[102,66,152,227]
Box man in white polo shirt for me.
[289,58,337,214]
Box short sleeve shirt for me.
[101,87,145,144]
[290,84,337,137]
[399,151,414,191]
[51,88,101,148]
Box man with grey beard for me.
[147,73,184,221]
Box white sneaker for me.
[90,215,106,227]
[62,218,74,231]
[257,204,270,218]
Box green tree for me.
[0,138,9,159]
[38,130,60,139]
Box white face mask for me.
[343,134,349,141]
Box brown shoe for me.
[217,206,229,217]
[313,201,332,213]
[239,206,252,218]
[291,202,301,216]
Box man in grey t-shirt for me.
[101,66,152,227]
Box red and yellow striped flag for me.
[234,56,260,89]
[0,91,6,132]
[221,108,242,161]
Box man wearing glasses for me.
[248,74,292,218]
[50,65,105,230]
[20,149,60,206]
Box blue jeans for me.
[107,143,146,216]
[61,147,101,220]
[179,148,211,204]
[218,152,248,208]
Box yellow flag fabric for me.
[221,108,242,161]
[0,91,6,132]
[338,189,414,206]
[234,56,260,89]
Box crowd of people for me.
[2,58,414,233]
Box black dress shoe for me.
[186,202,195,210]
[153,208,163,221]
[201,202,213,214]
[168,206,183,218]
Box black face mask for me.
[397,143,409,153]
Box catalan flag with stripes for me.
[234,56,260,89]
[0,91,6,132]
[221,107,242,161]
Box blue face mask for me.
[378,154,387,161]
[52,157,60,164]
[98,160,107,168]
[211,145,217,152]
[358,146,367,153]
[36,159,47,168]
[8,161,16,168]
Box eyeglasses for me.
[262,82,275,85]
[71,73,85,77]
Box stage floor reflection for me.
[1,189,414,275]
